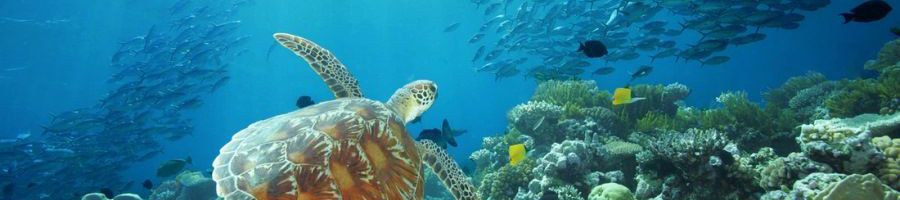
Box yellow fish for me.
[612,87,646,105]
[509,144,526,166]
[612,88,632,105]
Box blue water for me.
[0,0,897,199]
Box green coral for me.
[634,112,688,133]
[614,84,690,122]
[825,79,883,118]
[696,108,731,130]
[478,159,535,200]
[588,183,635,200]
[533,80,611,108]
[717,92,773,132]
[551,185,586,200]
[763,72,827,110]
[879,67,900,100]
[563,102,587,120]
[605,141,644,157]
[864,39,900,73]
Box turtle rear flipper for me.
[273,33,363,98]
[417,140,479,200]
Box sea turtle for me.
[212,33,479,200]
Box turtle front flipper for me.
[417,140,480,200]
[273,33,363,98]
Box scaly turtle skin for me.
[212,33,478,200]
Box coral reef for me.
[636,128,763,199]
[787,80,838,121]
[811,173,899,200]
[796,113,900,175]
[864,39,900,73]
[604,141,643,158]
[478,159,535,200]
[755,152,832,190]
[82,193,144,200]
[614,83,691,125]
[646,129,730,173]
[508,101,566,146]
[873,136,900,190]
[824,79,884,118]
[471,39,900,200]
[550,185,585,200]
[532,80,611,108]
[588,183,634,200]
[790,173,899,200]
[148,170,217,200]
[531,139,605,193]
[788,172,848,199]
[764,72,827,112]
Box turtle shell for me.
[212,98,423,200]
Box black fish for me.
[415,119,458,149]
[296,96,315,109]
[892,27,900,36]
[630,65,653,81]
[593,67,614,75]
[100,188,114,198]
[578,40,608,58]
[841,0,892,23]
[142,180,153,189]
[25,183,34,189]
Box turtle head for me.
[387,80,437,124]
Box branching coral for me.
[478,159,536,200]
[534,140,605,185]
[877,67,900,114]
[755,153,833,190]
[582,107,624,133]
[864,39,900,73]
[764,72,827,111]
[532,80,611,108]
[634,112,688,133]
[604,141,643,158]
[647,129,731,173]
[550,185,585,200]
[638,129,763,198]
[825,79,884,118]
[614,83,691,123]
[508,101,565,145]
[717,92,773,133]
[788,81,839,121]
